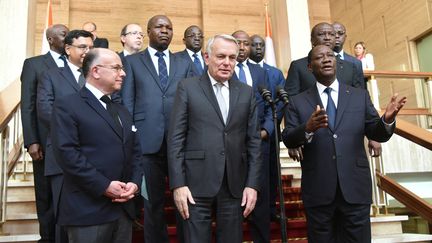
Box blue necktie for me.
[155,51,168,89]
[324,87,336,130]
[192,53,203,75]
[237,63,247,84]
[59,55,68,67]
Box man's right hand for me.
[104,181,126,200]
[305,105,328,133]
[173,186,196,220]
[28,143,43,161]
[288,147,303,161]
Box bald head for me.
[249,34,265,63]
[310,22,335,50]
[232,30,250,63]
[46,24,69,54]
[147,15,173,51]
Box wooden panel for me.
[308,0,331,27]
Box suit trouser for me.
[305,185,371,243]
[183,173,243,243]
[49,174,69,243]
[142,152,184,243]
[65,210,132,243]
[249,141,271,243]
[33,158,55,243]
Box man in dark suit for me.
[175,25,206,76]
[249,34,286,223]
[120,15,193,243]
[83,22,109,48]
[232,30,272,243]
[168,34,261,243]
[118,23,144,63]
[37,29,93,243]
[20,23,69,243]
[282,45,406,242]
[50,48,142,243]
[333,21,383,157]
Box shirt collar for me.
[186,49,202,58]
[85,82,107,100]
[208,71,229,88]
[67,61,80,72]
[248,59,264,68]
[316,79,339,94]
[49,50,62,60]
[123,49,131,57]
[335,50,344,60]
[148,46,170,57]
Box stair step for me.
[3,219,39,235]
[371,215,408,236]
[372,233,432,242]
[0,234,39,243]
[6,213,37,221]
[6,201,37,215]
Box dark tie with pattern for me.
[59,55,68,67]
[77,68,86,88]
[155,51,168,89]
[100,95,123,131]
[237,62,247,83]
[192,53,203,75]
[324,87,336,130]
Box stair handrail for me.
[0,80,23,231]
[376,171,432,224]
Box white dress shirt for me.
[49,50,65,68]
[186,49,204,69]
[67,61,81,83]
[208,72,230,115]
[147,46,170,76]
[234,60,253,87]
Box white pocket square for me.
[131,125,137,132]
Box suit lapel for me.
[226,78,240,126]
[139,49,163,91]
[43,52,58,69]
[199,74,226,125]
[334,83,351,130]
[80,88,123,139]
[304,86,324,110]
[61,65,81,91]
[167,52,177,90]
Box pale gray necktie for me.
[214,83,228,123]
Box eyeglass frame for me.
[185,33,204,39]
[68,44,94,51]
[123,31,145,37]
[95,64,125,73]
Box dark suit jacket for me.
[93,37,109,48]
[284,56,364,97]
[344,51,366,86]
[263,63,286,121]
[174,49,206,77]
[37,65,81,176]
[282,83,394,207]
[51,87,142,226]
[121,48,193,154]
[233,62,274,136]
[20,52,58,150]
[167,74,262,198]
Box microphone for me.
[276,86,289,105]
[258,86,273,104]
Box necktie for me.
[324,87,336,130]
[100,95,123,131]
[77,68,86,88]
[155,51,168,89]
[336,54,342,61]
[59,55,68,67]
[214,83,228,124]
[237,63,247,84]
[192,53,203,75]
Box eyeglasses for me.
[69,44,94,51]
[185,33,204,39]
[124,31,144,37]
[96,64,125,73]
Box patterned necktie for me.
[214,83,228,124]
[59,55,68,67]
[155,51,168,89]
[324,87,336,130]
[192,53,203,75]
[100,95,123,130]
[237,62,247,84]
[77,68,86,88]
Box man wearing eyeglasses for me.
[50,48,143,243]
[119,23,144,63]
[37,29,93,243]
[175,25,206,77]
[83,22,109,48]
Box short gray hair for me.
[206,34,239,56]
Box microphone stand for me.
[270,99,288,243]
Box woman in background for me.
[354,41,375,70]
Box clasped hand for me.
[104,181,138,203]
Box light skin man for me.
[120,23,144,55]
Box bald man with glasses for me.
[119,23,144,63]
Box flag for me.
[264,4,277,67]
[41,0,53,54]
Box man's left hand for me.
[241,187,257,217]
[368,140,382,157]
[383,93,407,123]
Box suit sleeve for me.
[285,61,301,97]
[363,91,394,141]
[36,70,55,130]
[121,57,136,115]
[167,80,189,190]
[282,97,308,148]
[245,87,263,190]
[20,59,40,148]
[130,129,144,188]
[51,99,111,196]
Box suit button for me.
[220,151,225,155]
[333,134,338,139]
[332,155,336,160]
